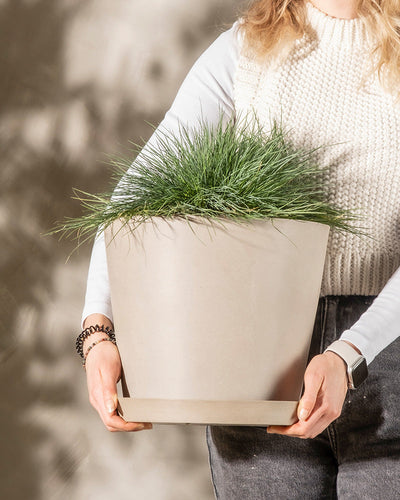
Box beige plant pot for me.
[105,216,329,426]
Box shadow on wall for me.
[0,0,240,498]
[1,2,76,495]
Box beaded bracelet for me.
[76,324,116,359]
[82,337,118,369]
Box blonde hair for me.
[239,0,400,96]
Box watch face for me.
[352,358,368,388]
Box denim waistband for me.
[320,295,377,307]
[311,295,377,357]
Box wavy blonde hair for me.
[239,0,400,96]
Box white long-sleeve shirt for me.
[82,10,400,366]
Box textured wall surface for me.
[0,1,241,498]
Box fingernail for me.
[106,400,115,413]
[299,408,309,421]
[136,423,153,431]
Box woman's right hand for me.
[83,314,153,432]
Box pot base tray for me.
[117,398,299,426]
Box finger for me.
[267,423,303,436]
[90,383,152,432]
[297,365,324,422]
[98,368,153,432]
[267,414,329,439]
[102,410,153,432]
[267,396,334,439]
[85,354,152,432]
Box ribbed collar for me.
[306,2,370,47]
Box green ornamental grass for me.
[53,114,360,246]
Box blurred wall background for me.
[0,1,241,498]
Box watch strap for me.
[324,340,367,389]
[325,340,361,365]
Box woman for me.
[80,0,400,497]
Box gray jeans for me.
[206,296,400,499]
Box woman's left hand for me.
[267,351,348,439]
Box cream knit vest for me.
[234,2,400,296]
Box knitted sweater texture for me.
[235,3,400,296]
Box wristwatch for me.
[324,340,368,389]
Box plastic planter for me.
[105,216,329,426]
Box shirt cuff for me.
[338,329,374,365]
[81,302,114,330]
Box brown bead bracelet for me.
[82,337,118,369]
[76,324,116,359]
